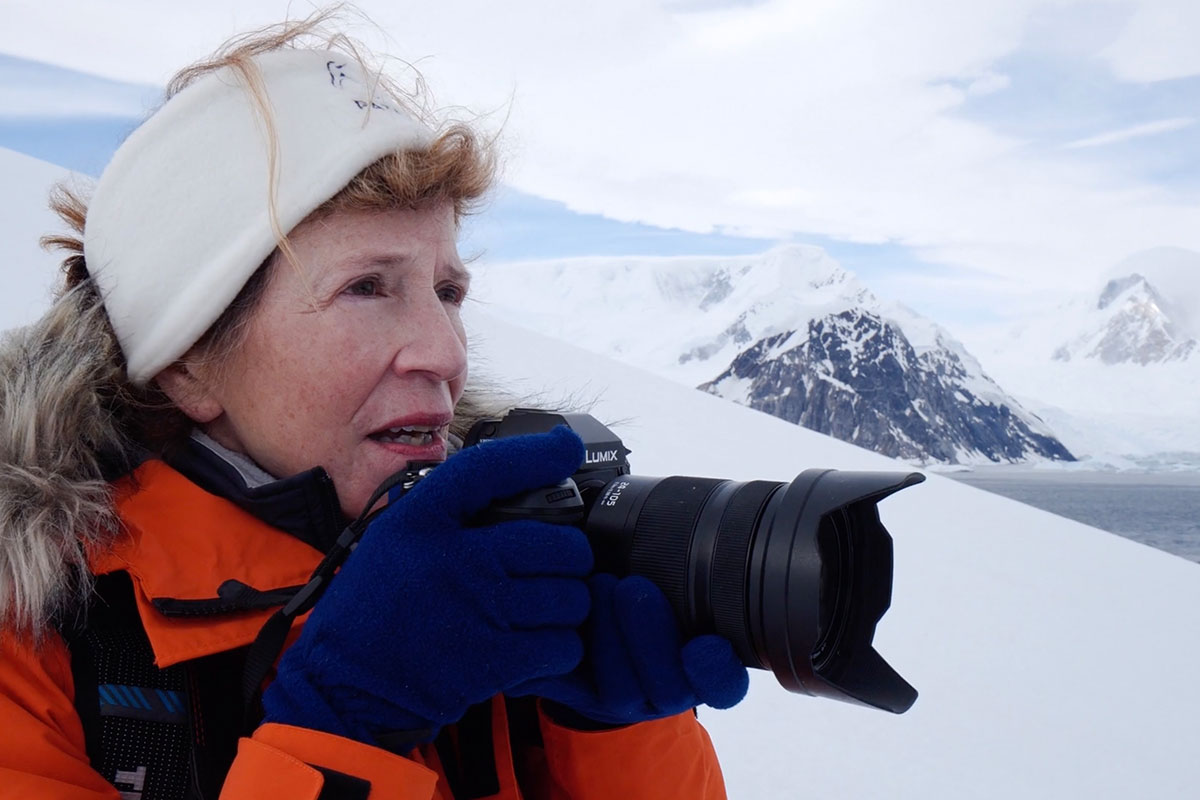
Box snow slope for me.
[0,146,76,326]
[467,306,1200,799]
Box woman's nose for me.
[393,294,468,381]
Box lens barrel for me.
[585,469,922,714]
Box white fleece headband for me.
[84,49,433,385]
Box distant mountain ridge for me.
[472,246,1074,465]
[955,246,1200,467]
[1053,271,1196,365]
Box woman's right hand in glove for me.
[261,426,594,748]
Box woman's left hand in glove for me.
[511,573,749,726]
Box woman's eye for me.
[346,278,380,296]
[439,284,467,305]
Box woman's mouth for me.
[368,424,443,446]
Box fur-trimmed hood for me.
[0,286,510,633]
[0,288,131,633]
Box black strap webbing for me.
[239,463,434,728]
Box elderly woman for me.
[0,16,746,800]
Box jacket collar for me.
[165,432,346,553]
[90,460,327,667]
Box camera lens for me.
[462,409,920,713]
[585,469,921,714]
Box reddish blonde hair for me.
[40,8,498,452]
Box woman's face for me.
[194,204,469,517]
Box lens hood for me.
[753,469,922,713]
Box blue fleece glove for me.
[262,427,594,746]
[512,573,749,725]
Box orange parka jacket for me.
[0,460,729,799]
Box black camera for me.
[464,408,922,714]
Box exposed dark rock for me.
[678,317,752,365]
[700,309,1075,464]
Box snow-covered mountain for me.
[1052,262,1197,365]
[472,246,1073,465]
[992,247,1200,365]
[960,247,1200,467]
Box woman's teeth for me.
[373,426,437,445]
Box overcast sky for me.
[2,0,1198,328]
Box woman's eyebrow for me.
[334,254,471,285]
[341,253,411,271]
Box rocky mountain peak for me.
[701,307,1073,465]
[1097,273,1152,310]
[1055,272,1195,365]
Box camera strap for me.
[239,463,435,730]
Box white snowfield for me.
[468,308,1200,800]
[0,148,75,327]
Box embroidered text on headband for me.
[84,50,434,385]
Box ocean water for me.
[946,469,1200,564]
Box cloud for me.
[1100,0,1200,82]
[1064,117,1194,149]
[663,0,772,12]
[965,72,1012,97]
[2,0,1197,293]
